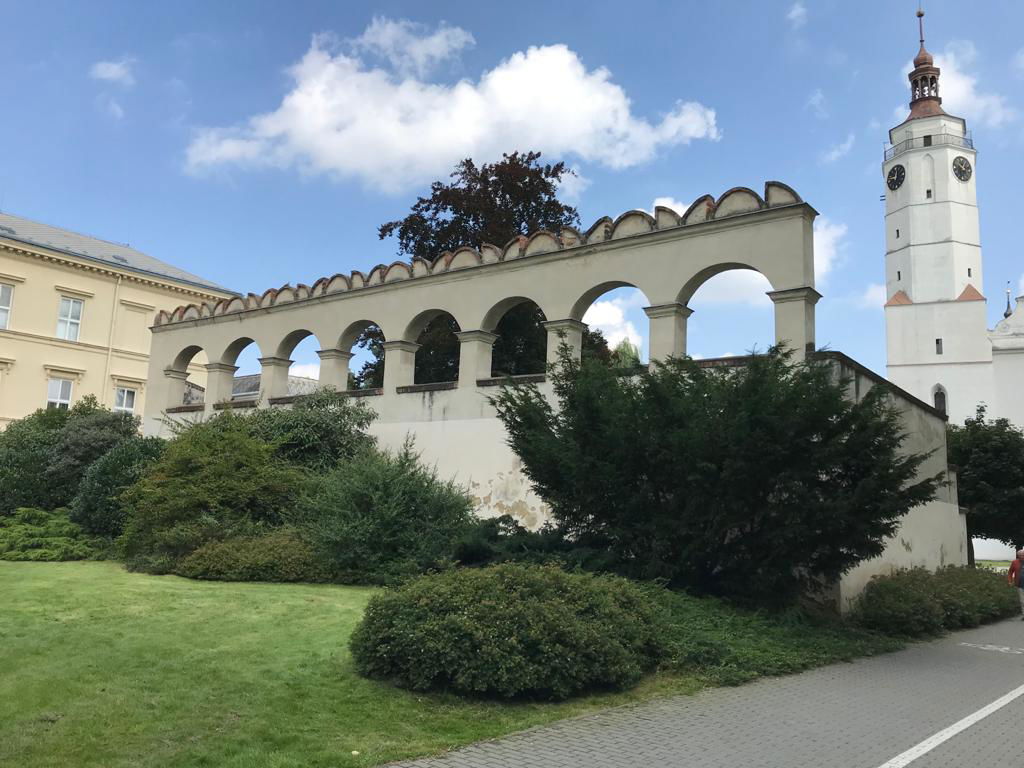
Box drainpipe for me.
[102,274,122,406]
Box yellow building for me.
[0,212,233,427]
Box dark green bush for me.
[178,527,327,582]
[119,417,307,573]
[294,442,473,584]
[852,567,1018,637]
[350,564,666,699]
[0,508,104,561]
[491,347,940,603]
[0,408,69,514]
[71,437,166,537]
[242,389,376,472]
[44,397,139,507]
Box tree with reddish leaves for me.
[378,151,581,263]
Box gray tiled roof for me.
[0,211,234,294]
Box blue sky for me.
[2,0,1023,379]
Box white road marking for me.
[960,641,1024,655]
[875,681,1024,768]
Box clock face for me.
[886,164,906,191]
[952,156,972,182]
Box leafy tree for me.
[378,151,580,263]
[119,417,306,573]
[360,151,583,385]
[71,436,166,538]
[610,338,642,370]
[44,396,139,506]
[0,396,137,514]
[292,441,474,584]
[0,408,69,514]
[491,346,940,603]
[947,405,1024,549]
[243,389,376,471]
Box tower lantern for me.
[906,10,945,120]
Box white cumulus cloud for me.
[351,17,474,77]
[651,196,689,215]
[185,23,720,192]
[583,296,643,350]
[90,57,136,87]
[896,41,1017,129]
[820,133,855,164]
[858,282,887,309]
[787,2,807,29]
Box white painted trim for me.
[54,284,95,299]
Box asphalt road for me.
[388,618,1024,768]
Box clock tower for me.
[883,9,991,423]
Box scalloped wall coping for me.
[155,182,807,326]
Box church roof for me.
[885,290,913,307]
[0,211,233,295]
[956,284,986,302]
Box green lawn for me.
[0,562,706,768]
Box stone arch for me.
[339,319,384,351]
[404,308,462,385]
[569,281,643,321]
[170,344,205,373]
[275,328,319,360]
[485,297,549,377]
[676,263,774,306]
[218,336,260,366]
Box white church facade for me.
[883,11,1024,428]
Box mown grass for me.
[1,562,899,767]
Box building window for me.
[0,283,12,330]
[923,135,932,147]
[46,378,73,410]
[967,268,972,277]
[926,189,932,199]
[935,338,943,355]
[897,271,902,281]
[896,229,900,239]
[933,387,947,415]
[56,296,83,341]
[114,387,137,413]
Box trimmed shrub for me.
[0,508,104,561]
[243,389,376,472]
[350,563,666,699]
[0,409,69,514]
[178,527,327,582]
[44,397,139,507]
[119,417,307,574]
[853,567,1018,637]
[71,437,166,537]
[294,442,474,584]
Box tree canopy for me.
[947,405,1024,548]
[491,347,940,603]
[378,151,581,262]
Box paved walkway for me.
[388,619,1024,768]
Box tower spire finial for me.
[918,6,925,46]
[1006,282,1014,319]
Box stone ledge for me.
[476,373,547,387]
[268,395,300,406]
[396,381,458,394]
[165,404,204,413]
[212,399,258,410]
[342,388,383,398]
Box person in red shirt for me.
[1008,551,1024,620]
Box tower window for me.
[935,338,943,355]
[923,135,932,147]
[933,387,947,415]
[897,271,902,281]
[968,268,972,277]
[896,229,900,239]
[926,189,932,199]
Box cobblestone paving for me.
[387,620,1024,768]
